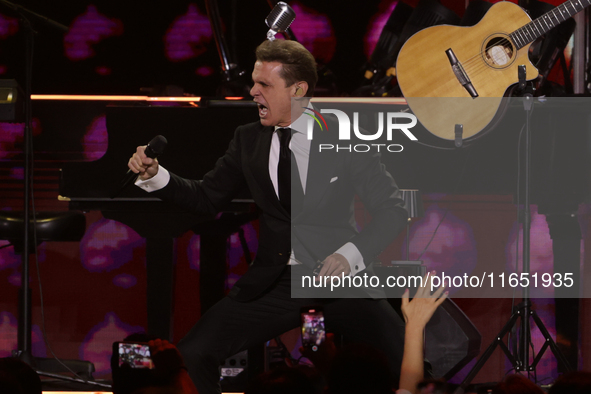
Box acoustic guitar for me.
[396,0,590,141]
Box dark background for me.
[1,0,590,386]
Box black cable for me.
[25,38,93,384]
[230,0,238,65]
[415,207,449,262]
[415,145,473,261]
[30,139,91,384]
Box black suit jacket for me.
[152,120,408,301]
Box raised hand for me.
[128,145,159,181]
[148,339,186,378]
[401,271,448,330]
[399,271,448,393]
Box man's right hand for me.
[128,145,159,181]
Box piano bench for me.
[0,211,86,255]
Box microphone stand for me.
[204,0,250,97]
[0,1,110,389]
[454,69,571,393]
[0,0,66,364]
[204,0,299,97]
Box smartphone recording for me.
[300,306,325,351]
[115,342,155,369]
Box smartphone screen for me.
[300,307,325,351]
[117,342,155,369]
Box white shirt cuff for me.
[134,166,170,192]
[396,389,412,394]
[335,242,365,276]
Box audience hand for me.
[299,332,337,376]
[148,339,186,379]
[399,272,447,394]
[401,271,448,330]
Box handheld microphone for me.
[265,2,295,41]
[110,135,167,199]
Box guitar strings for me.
[458,1,576,72]
[457,36,516,73]
[443,14,549,75]
[449,5,575,76]
[414,36,516,93]
[440,36,523,84]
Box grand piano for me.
[58,98,260,340]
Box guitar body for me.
[396,1,539,140]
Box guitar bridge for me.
[445,48,478,98]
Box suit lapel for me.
[296,122,341,220]
[249,124,290,220]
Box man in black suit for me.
[129,39,408,394]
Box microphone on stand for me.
[265,1,295,41]
[110,135,168,199]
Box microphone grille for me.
[265,2,295,32]
[147,135,167,155]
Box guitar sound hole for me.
[483,36,514,68]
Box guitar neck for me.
[510,0,591,49]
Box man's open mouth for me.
[257,103,268,117]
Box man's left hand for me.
[317,253,350,279]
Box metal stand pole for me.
[454,89,572,394]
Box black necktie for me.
[277,128,292,212]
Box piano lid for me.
[60,101,259,200]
